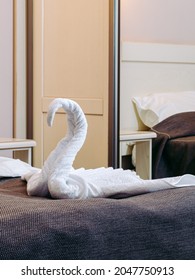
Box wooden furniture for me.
[0,138,36,165]
[120,131,157,179]
[33,0,110,169]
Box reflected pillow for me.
[132,91,195,128]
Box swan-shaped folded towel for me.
[23,98,87,197]
[23,98,195,199]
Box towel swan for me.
[25,98,87,197]
[23,98,195,199]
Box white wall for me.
[121,0,195,44]
[0,0,13,147]
[0,0,26,152]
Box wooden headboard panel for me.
[120,42,195,131]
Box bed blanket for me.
[151,112,195,178]
[0,178,195,260]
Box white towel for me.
[48,167,195,199]
[0,157,39,178]
[24,165,195,199]
[23,98,195,199]
[23,98,87,197]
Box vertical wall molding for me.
[13,0,27,138]
[108,0,120,168]
[26,0,33,139]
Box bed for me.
[1,42,195,260]
[120,42,195,179]
[1,176,195,260]
[132,92,195,179]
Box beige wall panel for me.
[43,113,107,169]
[43,0,108,99]
[33,0,44,167]
[33,0,109,168]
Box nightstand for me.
[120,131,157,179]
[0,138,36,165]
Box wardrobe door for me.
[33,0,109,168]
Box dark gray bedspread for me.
[0,178,195,260]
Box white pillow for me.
[132,91,195,127]
[0,157,39,178]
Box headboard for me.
[120,42,195,131]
